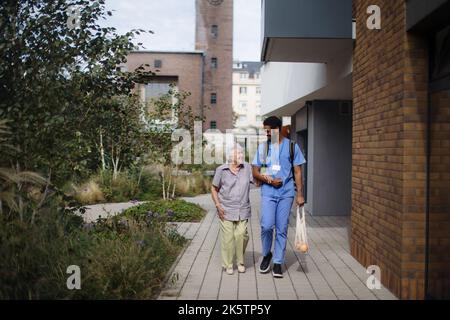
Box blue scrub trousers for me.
[260,196,294,264]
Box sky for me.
[104,0,261,62]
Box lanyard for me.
[262,140,284,168]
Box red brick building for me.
[196,0,234,132]
[125,0,234,132]
[125,50,204,120]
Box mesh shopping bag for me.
[294,206,309,253]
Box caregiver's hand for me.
[296,195,305,207]
[262,175,273,185]
[271,178,283,188]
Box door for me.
[297,130,308,202]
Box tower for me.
[195,0,234,132]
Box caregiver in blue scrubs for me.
[252,116,306,278]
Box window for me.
[256,86,261,95]
[431,25,450,81]
[211,57,218,69]
[255,72,260,79]
[256,116,262,122]
[210,121,217,129]
[211,93,217,104]
[211,25,218,38]
[238,115,247,124]
[154,60,162,68]
[239,101,247,110]
[240,73,248,79]
[145,82,170,102]
[144,81,177,121]
[239,87,247,95]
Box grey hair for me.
[226,143,244,163]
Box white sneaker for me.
[225,267,234,275]
[237,265,246,273]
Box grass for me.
[122,199,206,222]
[67,168,212,206]
[72,180,105,204]
[0,206,186,299]
[66,169,162,205]
[173,171,212,197]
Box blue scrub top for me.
[252,138,306,199]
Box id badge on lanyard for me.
[261,166,267,175]
[261,143,281,175]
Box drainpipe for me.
[200,52,205,130]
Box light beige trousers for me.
[220,219,249,269]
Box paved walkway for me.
[158,190,398,300]
[80,202,201,242]
[81,201,145,222]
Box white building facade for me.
[232,61,264,130]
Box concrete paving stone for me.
[157,190,397,300]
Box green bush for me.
[67,169,162,205]
[69,217,185,299]
[100,168,162,203]
[0,206,186,299]
[123,199,206,222]
[173,170,213,197]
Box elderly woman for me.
[211,143,253,275]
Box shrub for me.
[0,205,86,299]
[0,207,186,299]
[123,199,206,222]
[98,169,162,203]
[67,169,162,205]
[173,171,212,197]
[72,180,105,205]
[67,218,186,299]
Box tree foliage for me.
[0,0,153,184]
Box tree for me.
[0,0,153,184]
[146,84,204,200]
[94,94,151,180]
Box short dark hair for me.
[263,116,282,130]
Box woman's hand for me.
[216,204,225,221]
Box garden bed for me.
[0,207,188,299]
[121,199,206,223]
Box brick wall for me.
[352,0,428,299]
[125,52,204,119]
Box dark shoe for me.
[272,263,283,278]
[259,252,272,273]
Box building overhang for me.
[261,0,353,63]
[263,73,352,117]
